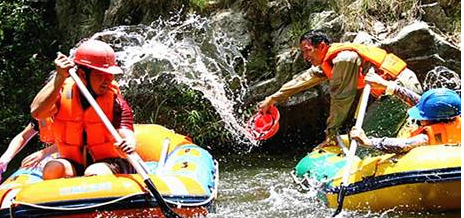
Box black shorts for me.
[97,158,135,174]
[61,158,135,175]
[62,158,86,176]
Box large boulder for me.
[210,9,251,51]
[380,21,460,82]
[308,11,344,42]
[420,2,454,32]
[103,0,184,26]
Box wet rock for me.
[210,9,251,51]
[340,32,358,43]
[268,0,291,30]
[309,11,344,41]
[420,2,454,32]
[380,21,460,82]
[373,21,388,40]
[352,31,378,45]
[272,24,294,52]
[103,0,184,26]
[249,47,308,102]
[275,48,304,82]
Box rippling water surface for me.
[209,153,460,218]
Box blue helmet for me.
[408,88,461,120]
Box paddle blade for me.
[333,185,347,217]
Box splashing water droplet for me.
[78,14,258,148]
[423,66,461,94]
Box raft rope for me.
[11,192,142,211]
[9,160,220,212]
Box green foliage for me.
[245,50,273,83]
[0,1,57,149]
[240,0,268,17]
[238,0,275,84]
[55,0,110,49]
[215,0,236,9]
[189,0,208,11]
[288,1,328,44]
[327,0,420,33]
[363,96,408,138]
[123,77,232,147]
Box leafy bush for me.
[0,1,58,149]
[122,76,233,148]
[328,0,420,33]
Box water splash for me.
[423,66,461,94]
[82,13,258,147]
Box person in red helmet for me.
[31,39,136,179]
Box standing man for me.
[31,39,136,179]
[259,30,422,147]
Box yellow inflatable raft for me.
[292,144,460,212]
[0,124,218,217]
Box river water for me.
[210,152,460,218]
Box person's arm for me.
[369,134,428,153]
[388,85,420,107]
[0,123,38,172]
[259,67,328,112]
[113,94,136,154]
[365,71,420,107]
[350,127,428,153]
[21,144,58,168]
[31,53,73,119]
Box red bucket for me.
[246,105,280,141]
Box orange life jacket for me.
[410,116,461,145]
[53,79,122,165]
[38,117,54,143]
[320,43,407,96]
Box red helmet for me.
[73,39,123,75]
[246,105,280,141]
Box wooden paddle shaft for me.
[68,67,181,218]
[340,84,371,186]
[68,68,152,179]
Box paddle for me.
[332,84,371,217]
[68,67,181,218]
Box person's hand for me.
[115,140,135,154]
[365,71,389,90]
[0,161,6,181]
[258,97,275,114]
[349,127,372,146]
[21,150,46,169]
[0,162,7,175]
[54,52,75,79]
